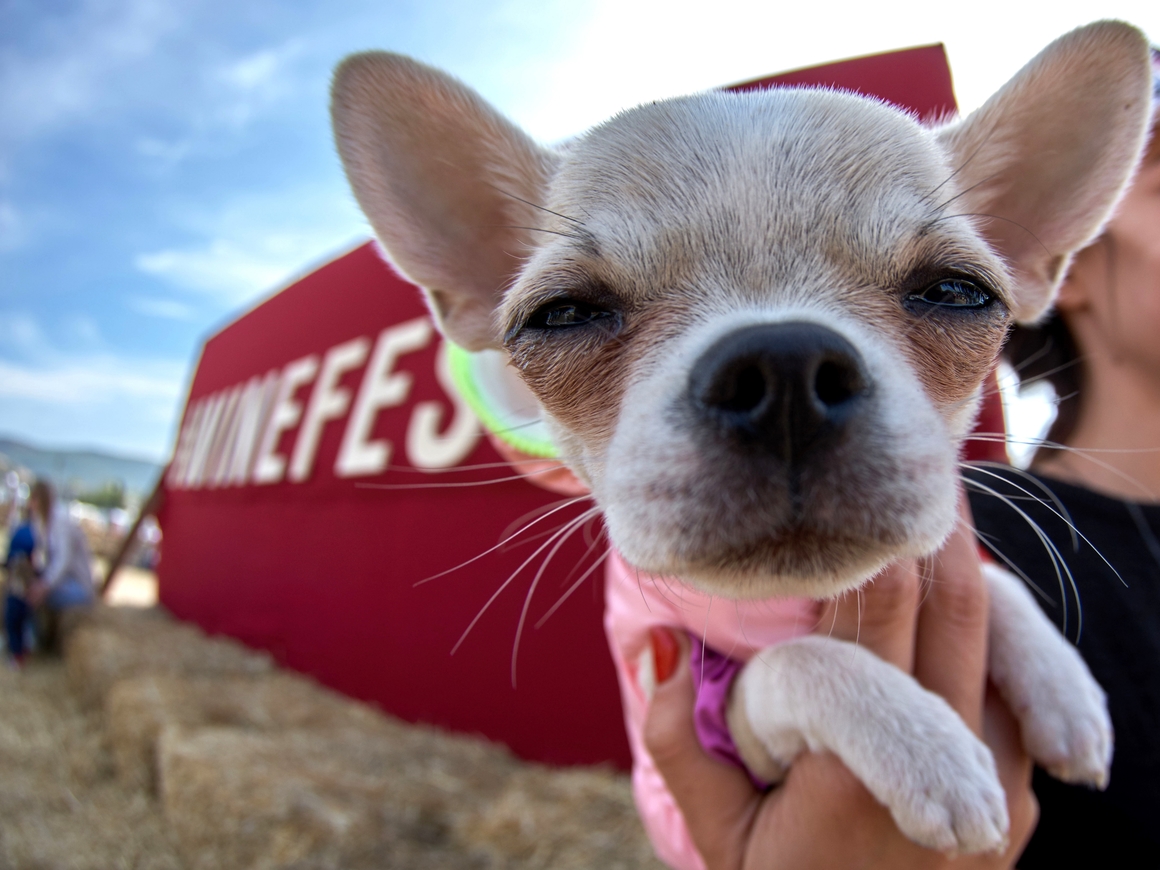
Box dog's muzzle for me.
[688,321,870,465]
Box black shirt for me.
[965,466,1160,866]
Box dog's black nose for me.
[688,321,870,463]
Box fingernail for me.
[649,626,681,684]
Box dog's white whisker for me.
[1002,355,1083,392]
[452,505,598,659]
[968,461,1079,550]
[964,433,1160,455]
[510,506,601,685]
[695,594,716,689]
[961,476,1083,639]
[914,557,935,610]
[974,528,1052,602]
[496,506,599,555]
[356,465,571,491]
[549,515,607,592]
[535,547,611,630]
[498,497,592,548]
[964,464,1127,592]
[414,496,588,587]
[483,180,588,227]
[825,596,840,641]
[382,459,549,474]
[853,586,863,660]
[926,211,1052,256]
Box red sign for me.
[158,44,996,769]
[159,242,627,766]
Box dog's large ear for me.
[937,21,1152,323]
[332,53,556,350]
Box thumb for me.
[643,628,757,870]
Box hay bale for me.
[461,765,666,870]
[0,659,186,870]
[59,604,663,870]
[158,725,515,870]
[65,606,272,708]
[158,722,663,870]
[106,671,396,793]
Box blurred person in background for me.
[27,480,94,649]
[3,505,37,668]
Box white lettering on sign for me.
[226,372,279,485]
[167,318,484,491]
[405,340,480,469]
[289,336,370,483]
[206,384,244,488]
[184,392,227,488]
[168,401,201,487]
[252,354,320,485]
[335,317,433,478]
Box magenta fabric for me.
[690,637,771,791]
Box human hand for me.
[643,493,1038,870]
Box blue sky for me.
[2,0,1158,463]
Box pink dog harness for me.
[603,548,819,870]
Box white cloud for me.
[211,40,306,128]
[498,0,1160,141]
[221,50,283,91]
[0,310,188,461]
[0,356,183,404]
[0,0,179,142]
[218,43,301,93]
[127,296,198,320]
[132,182,369,306]
[0,310,184,404]
[133,231,366,306]
[134,239,295,302]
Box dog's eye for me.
[525,299,616,329]
[907,279,993,309]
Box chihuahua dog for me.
[332,22,1153,857]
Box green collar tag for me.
[445,343,558,459]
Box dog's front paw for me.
[739,638,1009,855]
[871,701,1009,854]
[984,564,1113,789]
[1012,641,1113,789]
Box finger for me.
[981,684,1039,866]
[643,628,757,870]
[754,752,920,870]
[913,491,989,733]
[817,558,921,671]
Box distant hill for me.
[0,436,162,498]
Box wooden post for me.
[100,467,167,599]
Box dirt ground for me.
[0,601,665,870]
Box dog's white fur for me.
[332,22,1153,855]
